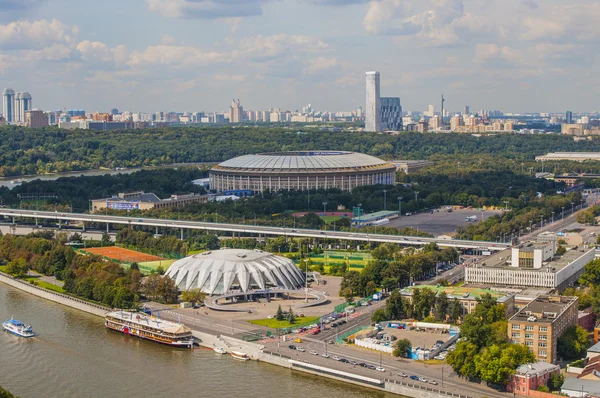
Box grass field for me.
[84,246,165,263]
[138,259,177,271]
[248,316,321,329]
[321,215,343,223]
[23,277,66,293]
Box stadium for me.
[209,151,396,193]
[165,249,305,296]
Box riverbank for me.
[0,273,484,398]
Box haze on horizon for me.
[0,0,596,113]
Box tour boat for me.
[105,311,195,348]
[213,346,227,354]
[2,318,35,338]
[231,351,250,361]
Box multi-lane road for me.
[0,209,510,251]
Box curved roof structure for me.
[164,249,305,296]
[215,151,391,172]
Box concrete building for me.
[450,115,464,131]
[91,191,208,212]
[390,160,435,174]
[25,110,48,128]
[566,111,573,124]
[210,151,396,193]
[14,92,32,123]
[380,97,402,131]
[508,295,578,363]
[2,88,15,123]
[536,152,600,162]
[229,99,244,123]
[511,241,556,269]
[365,71,381,132]
[561,378,600,397]
[507,362,560,395]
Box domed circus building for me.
[209,151,396,194]
[164,249,305,296]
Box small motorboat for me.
[231,351,249,361]
[2,318,35,338]
[213,346,226,354]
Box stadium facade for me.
[209,151,396,193]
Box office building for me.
[15,92,32,123]
[25,110,48,128]
[2,88,15,123]
[365,71,381,132]
[229,99,244,123]
[463,106,470,115]
[91,191,208,213]
[380,97,402,131]
[508,295,578,363]
[566,111,573,124]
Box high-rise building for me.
[450,115,464,131]
[356,106,363,118]
[229,99,244,123]
[365,71,381,132]
[25,110,48,128]
[427,104,435,117]
[15,92,32,123]
[464,106,470,115]
[380,97,402,131]
[565,111,573,124]
[2,88,15,123]
[431,115,440,131]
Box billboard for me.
[106,201,140,210]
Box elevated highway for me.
[0,209,510,251]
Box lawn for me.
[321,215,343,223]
[23,277,66,293]
[248,316,321,329]
[0,265,7,273]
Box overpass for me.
[0,209,510,251]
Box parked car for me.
[309,350,318,355]
[296,347,305,352]
[429,380,438,385]
[376,367,386,372]
[321,353,330,358]
[418,377,427,382]
[288,345,297,350]
[398,372,408,377]
[410,376,419,381]
[332,356,341,361]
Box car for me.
[331,323,338,328]
[339,358,349,363]
[137,219,143,222]
[294,338,303,343]
[376,367,385,372]
[398,372,408,377]
[328,340,334,345]
[288,345,297,350]
[267,315,275,319]
[418,377,427,383]
[332,356,341,361]
[410,376,419,381]
[349,360,358,365]
[319,232,326,235]
[359,363,367,367]
[321,353,330,358]
[429,380,438,385]
[367,365,376,370]
[309,350,318,355]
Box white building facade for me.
[365,71,381,132]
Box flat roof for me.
[353,210,398,222]
[401,285,513,302]
[509,295,577,324]
[478,246,587,272]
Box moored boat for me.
[231,351,249,361]
[2,318,35,338]
[213,346,226,354]
[105,311,194,348]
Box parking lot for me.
[388,208,504,236]
[382,326,449,351]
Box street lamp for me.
[552,211,555,224]
[571,202,574,215]
[322,201,328,215]
[398,197,402,217]
[383,190,387,211]
[562,206,565,221]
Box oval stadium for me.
[209,151,396,193]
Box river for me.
[0,283,397,398]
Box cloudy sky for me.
[0,0,597,114]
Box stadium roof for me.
[215,151,391,172]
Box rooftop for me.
[477,245,589,272]
[515,362,559,376]
[561,378,600,395]
[509,295,578,324]
[401,285,513,303]
[588,341,600,354]
[353,210,399,222]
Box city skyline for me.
[0,0,597,113]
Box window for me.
[539,326,548,332]
[538,342,547,348]
[539,334,547,341]
[525,334,534,339]
[525,341,533,347]
[512,324,521,330]
[539,350,547,357]
[525,326,534,331]
[512,333,521,338]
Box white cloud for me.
[239,34,328,61]
[76,41,129,68]
[303,57,338,74]
[127,44,229,67]
[0,19,78,50]
[474,43,524,66]
[146,0,264,19]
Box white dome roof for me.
[165,249,305,296]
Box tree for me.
[365,281,377,296]
[446,341,479,379]
[556,245,566,256]
[130,262,139,271]
[393,338,412,358]
[385,289,404,320]
[548,372,564,391]
[579,259,600,286]
[275,304,284,321]
[287,307,296,324]
[6,257,29,278]
[475,343,535,385]
[181,289,206,304]
[0,385,18,398]
[371,308,387,324]
[450,300,463,322]
[436,291,449,321]
[342,287,354,303]
[101,232,111,246]
[558,325,589,359]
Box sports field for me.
[84,246,164,263]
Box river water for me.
[0,283,397,398]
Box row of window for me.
[510,332,548,340]
[511,324,548,332]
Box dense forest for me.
[2,126,600,176]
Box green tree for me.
[371,308,388,324]
[475,343,535,385]
[287,307,296,324]
[129,262,139,271]
[579,259,600,286]
[557,325,589,359]
[548,372,564,391]
[536,385,550,392]
[450,300,463,322]
[556,245,566,256]
[6,257,29,278]
[342,287,354,303]
[393,338,412,358]
[365,281,377,296]
[275,304,284,321]
[0,385,18,398]
[385,289,405,320]
[181,289,206,304]
[436,291,449,321]
[101,232,111,246]
[446,341,479,379]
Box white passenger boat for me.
[231,351,249,361]
[105,311,194,348]
[213,346,226,354]
[2,318,35,338]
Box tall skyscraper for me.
[15,92,32,123]
[380,97,402,131]
[229,99,244,123]
[566,111,573,124]
[2,88,15,123]
[427,104,435,117]
[365,71,381,132]
[464,106,470,115]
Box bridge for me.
[0,209,510,251]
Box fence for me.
[336,325,372,344]
[384,379,475,398]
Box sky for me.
[0,0,597,114]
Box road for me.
[0,209,510,251]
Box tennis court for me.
[84,246,165,263]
